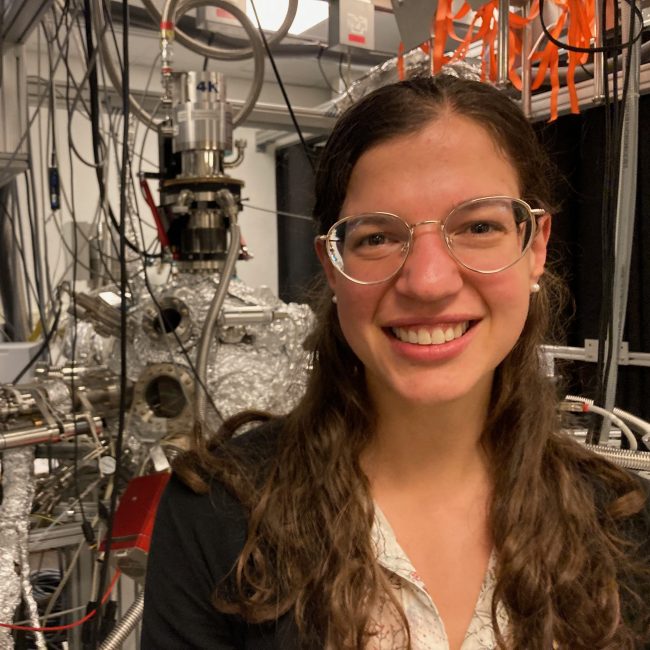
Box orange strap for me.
[394,0,595,121]
[397,41,405,80]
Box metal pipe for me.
[0,416,102,450]
[593,0,605,102]
[497,0,510,85]
[602,0,641,441]
[150,0,297,61]
[521,1,532,117]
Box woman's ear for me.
[530,214,551,280]
[314,236,338,292]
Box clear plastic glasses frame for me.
[318,196,546,285]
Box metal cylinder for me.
[0,416,101,451]
[173,71,233,156]
[497,0,510,86]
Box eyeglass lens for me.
[329,198,534,282]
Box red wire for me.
[139,176,171,249]
[0,569,121,633]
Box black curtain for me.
[536,94,650,421]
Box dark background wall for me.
[275,142,322,304]
[536,94,650,421]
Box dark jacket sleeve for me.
[141,422,304,649]
[140,473,247,648]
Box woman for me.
[141,75,650,649]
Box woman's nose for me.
[393,228,464,300]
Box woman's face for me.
[317,113,550,412]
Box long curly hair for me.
[175,75,649,648]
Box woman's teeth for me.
[391,322,469,345]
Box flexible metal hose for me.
[153,0,297,61]
[194,190,241,423]
[98,592,144,650]
[585,444,650,472]
[92,0,267,127]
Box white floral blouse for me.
[369,507,509,650]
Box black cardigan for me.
[141,424,650,649]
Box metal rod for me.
[521,1,533,116]
[497,0,510,85]
[593,0,605,102]
[602,0,641,442]
[0,416,102,450]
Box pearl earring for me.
[530,282,540,293]
[332,295,338,304]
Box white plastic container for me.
[0,341,42,383]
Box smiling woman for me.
[141,75,650,650]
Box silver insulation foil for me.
[61,320,115,368]
[328,55,482,117]
[63,271,313,441]
[0,448,45,649]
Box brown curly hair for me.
[176,75,649,649]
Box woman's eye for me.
[454,219,508,237]
[469,221,499,234]
[362,232,388,246]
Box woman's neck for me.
[362,391,491,493]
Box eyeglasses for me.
[318,196,545,285]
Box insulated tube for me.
[193,191,241,423]
[564,395,638,451]
[565,395,650,435]
[152,0,297,61]
[97,592,144,650]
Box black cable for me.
[338,52,350,92]
[249,0,316,173]
[94,1,130,642]
[0,189,42,334]
[87,2,151,262]
[48,2,94,120]
[317,45,339,94]
[22,171,48,331]
[61,15,94,577]
[579,63,594,80]
[202,32,215,71]
[538,0,644,54]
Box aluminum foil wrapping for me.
[328,54,483,117]
[0,448,44,649]
[40,378,73,416]
[61,320,114,367]
[103,272,313,437]
[210,284,313,420]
